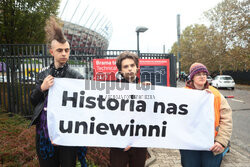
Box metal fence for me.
[0,44,176,117]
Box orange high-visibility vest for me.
[185,86,221,137]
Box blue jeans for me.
[180,150,223,167]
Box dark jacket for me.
[113,76,146,154]
[116,73,139,84]
[29,65,84,127]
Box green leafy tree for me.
[204,0,249,71]
[0,0,60,44]
[171,0,249,74]
[204,26,230,74]
[171,24,233,74]
[171,24,214,73]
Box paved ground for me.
[145,82,250,167]
[145,144,250,167]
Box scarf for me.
[49,62,68,77]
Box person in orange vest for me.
[180,63,232,167]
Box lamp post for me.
[136,26,148,57]
[177,14,181,79]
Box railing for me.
[0,44,176,117]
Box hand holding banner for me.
[47,78,214,150]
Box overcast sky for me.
[59,0,224,53]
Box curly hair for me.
[44,16,66,46]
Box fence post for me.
[44,44,48,66]
[169,54,177,87]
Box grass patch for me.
[0,111,38,167]
[0,110,106,166]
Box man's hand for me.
[141,81,151,85]
[209,141,224,153]
[41,75,54,92]
[50,138,57,146]
[124,146,131,151]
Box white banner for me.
[47,78,214,150]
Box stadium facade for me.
[63,21,110,53]
[59,1,112,54]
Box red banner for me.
[93,59,170,86]
[93,59,118,81]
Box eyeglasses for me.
[195,73,207,77]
